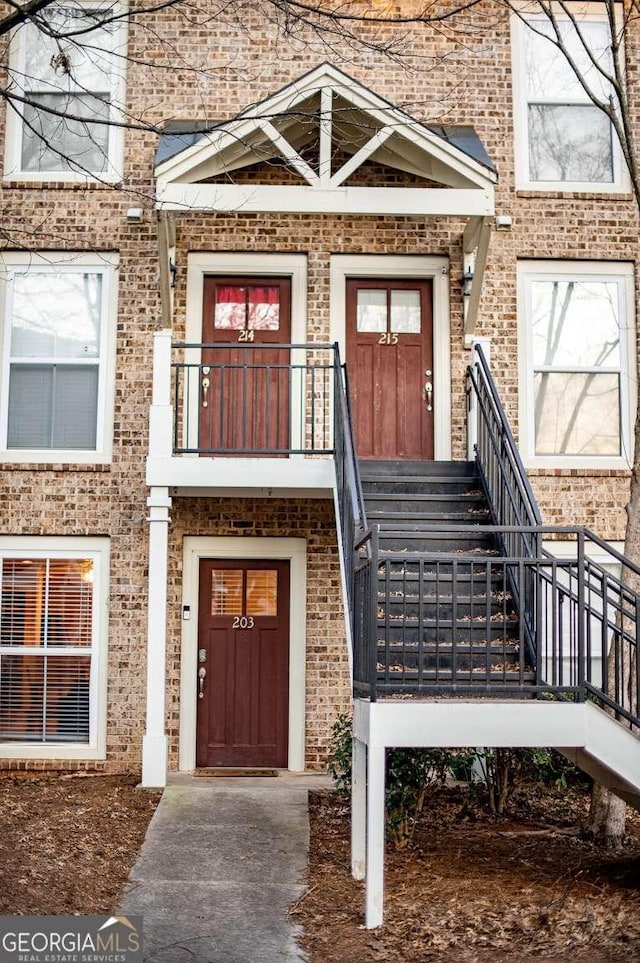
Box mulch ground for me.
[2,770,640,963]
[0,773,160,915]
[293,783,640,963]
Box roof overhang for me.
[154,63,496,219]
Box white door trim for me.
[179,536,307,772]
[329,254,452,460]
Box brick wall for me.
[0,0,638,770]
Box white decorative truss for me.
[154,62,497,337]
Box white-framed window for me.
[518,261,635,468]
[4,4,126,181]
[512,10,628,192]
[0,252,118,463]
[0,536,109,759]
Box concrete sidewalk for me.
[120,775,329,962]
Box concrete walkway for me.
[120,775,329,963]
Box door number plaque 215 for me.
[378,332,399,345]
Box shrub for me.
[327,713,450,848]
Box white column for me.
[365,744,386,928]
[141,486,172,788]
[351,736,366,880]
[149,330,173,459]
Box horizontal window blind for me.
[0,557,94,743]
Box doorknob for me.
[198,666,206,699]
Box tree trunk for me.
[587,784,627,849]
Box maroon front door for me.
[196,559,290,768]
[346,279,434,460]
[199,277,291,453]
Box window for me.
[512,13,626,191]
[0,538,108,759]
[4,5,126,180]
[518,262,635,466]
[0,253,117,462]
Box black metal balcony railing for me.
[171,343,338,455]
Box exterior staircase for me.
[360,459,532,693]
[337,347,640,927]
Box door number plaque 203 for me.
[378,332,399,345]
[232,615,255,629]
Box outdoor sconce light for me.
[461,268,474,299]
[169,259,177,288]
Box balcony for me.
[146,331,338,493]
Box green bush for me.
[327,713,450,848]
[475,747,586,814]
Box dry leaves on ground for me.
[0,773,160,915]
[294,785,640,963]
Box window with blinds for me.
[5,268,105,451]
[4,5,127,180]
[0,556,95,744]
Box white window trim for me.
[511,9,630,193]
[517,260,636,469]
[0,535,109,760]
[329,254,452,461]
[3,3,127,184]
[179,536,307,773]
[0,251,118,464]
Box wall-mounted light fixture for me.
[461,268,474,298]
[169,259,177,288]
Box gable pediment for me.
[155,64,496,215]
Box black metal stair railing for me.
[467,343,543,676]
[467,344,542,547]
[332,346,372,687]
[369,524,640,726]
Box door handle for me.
[424,375,433,412]
[201,366,210,409]
[198,666,206,699]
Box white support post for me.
[149,330,174,459]
[365,744,386,928]
[351,736,367,880]
[141,486,172,788]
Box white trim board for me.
[329,255,452,461]
[156,183,495,217]
[179,536,307,772]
